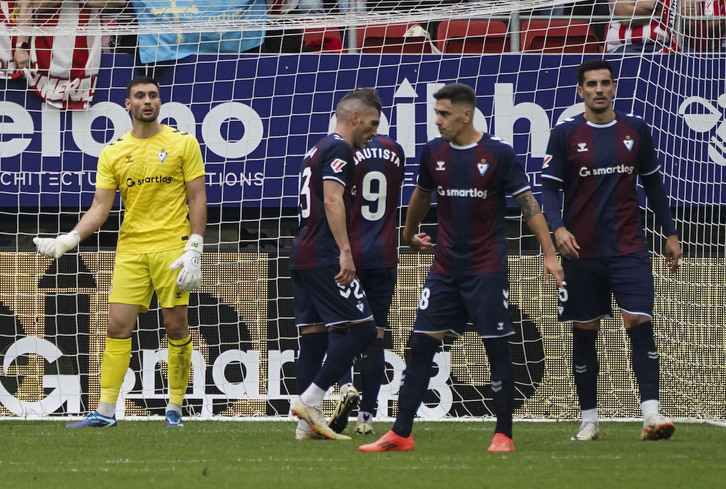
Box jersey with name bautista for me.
[96,125,205,255]
[418,134,531,276]
[542,112,660,258]
[347,135,405,270]
[290,133,354,271]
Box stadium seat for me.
[357,23,434,54]
[520,20,601,53]
[436,20,510,54]
[302,27,345,53]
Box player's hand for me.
[407,232,435,253]
[169,234,203,291]
[554,227,580,260]
[664,234,682,273]
[542,254,564,288]
[33,231,81,259]
[335,250,356,287]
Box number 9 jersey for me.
[347,135,405,270]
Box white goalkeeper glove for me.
[169,234,203,291]
[33,231,81,259]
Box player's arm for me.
[515,190,564,287]
[541,178,580,260]
[186,175,207,236]
[323,179,355,286]
[169,175,208,291]
[33,187,115,259]
[641,171,682,273]
[402,187,435,252]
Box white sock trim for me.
[96,401,115,417]
[641,399,659,419]
[300,383,326,407]
[581,408,598,424]
[166,402,183,415]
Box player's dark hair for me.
[337,88,382,116]
[126,76,161,98]
[433,83,477,108]
[577,59,614,86]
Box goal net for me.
[1,0,724,424]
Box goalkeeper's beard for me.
[134,112,158,123]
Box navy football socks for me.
[484,336,514,439]
[296,331,328,394]
[359,337,385,414]
[392,333,440,438]
[627,321,659,402]
[572,327,599,411]
[312,321,377,391]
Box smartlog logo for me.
[679,96,726,166]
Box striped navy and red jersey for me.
[347,136,405,270]
[542,112,661,259]
[418,134,531,276]
[290,133,354,271]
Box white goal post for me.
[0,0,724,423]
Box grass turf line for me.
[0,420,723,489]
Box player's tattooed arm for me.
[515,191,543,222]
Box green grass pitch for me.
[1,420,723,489]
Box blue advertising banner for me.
[1,53,724,209]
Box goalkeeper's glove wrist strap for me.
[68,230,81,246]
[185,233,204,254]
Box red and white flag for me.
[1,1,102,109]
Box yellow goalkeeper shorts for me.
[109,248,190,312]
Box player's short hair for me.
[433,83,477,108]
[126,76,161,98]
[576,59,614,86]
[336,88,382,118]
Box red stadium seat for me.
[303,27,345,53]
[357,23,434,54]
[436,20,510,54]
[520,20,601,53]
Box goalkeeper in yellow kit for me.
[34,76,207,428]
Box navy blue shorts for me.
[558,251,655,322]
[292,267,374,328]
[357,268,396,330]
[414,272,514,339]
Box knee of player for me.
[351,320,377,343]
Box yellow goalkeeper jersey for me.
[96,125,206,255]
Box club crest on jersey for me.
[356,303,365,313]
[623,136,634,152]
[158,150,168,163]
[330,158,347,173]
[477,161,489,176]
[577,142,589,153]
[543,154,552,169]
[436,161,446,171]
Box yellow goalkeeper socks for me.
[99,336,132,407]
[167,335,193,406]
